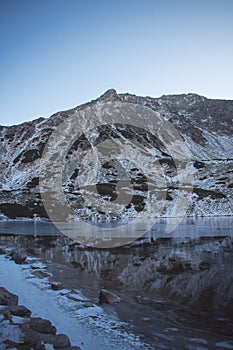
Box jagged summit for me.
[99,88,118,100]
[2,91,232,129]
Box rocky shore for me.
[0,286,80,350]
[0,252,81,350]
[0,246,80,350]
[0,245,141,350]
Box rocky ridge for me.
[0,89,232,219]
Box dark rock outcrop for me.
[9,305,32,317]
[29,317,57,335]
[0,287,18,306]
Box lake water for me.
[0,216,232,240]
[0,216,233,349]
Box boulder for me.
[0,247,6,254]
[0,287,18,306]
[29,317,57,335]
[24,332,71,349]
[51,282,63,291]
[3,310,12,321]
[34,270,52,279]
[9,250,27,264]
[47,334,71,349]
[31,264,46,270]
[23,325,42,346]
[99,289,121,304]
[9,305,31,317]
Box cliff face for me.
[0,89,232,219]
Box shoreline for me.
[0,212,233,222]
[0,250,149,350]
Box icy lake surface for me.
[0,216,232,239]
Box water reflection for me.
[0,231,232,315]
[0,217,233,340]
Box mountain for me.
[0,89,232,220]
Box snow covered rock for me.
[0,90,232,219]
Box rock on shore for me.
[0,286,81,350]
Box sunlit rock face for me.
[0,89,232,219]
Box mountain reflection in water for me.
[0,217,233,348]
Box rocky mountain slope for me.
[0,89,232,219]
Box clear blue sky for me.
[1,0,233,126]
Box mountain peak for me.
[99,89,118,100]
